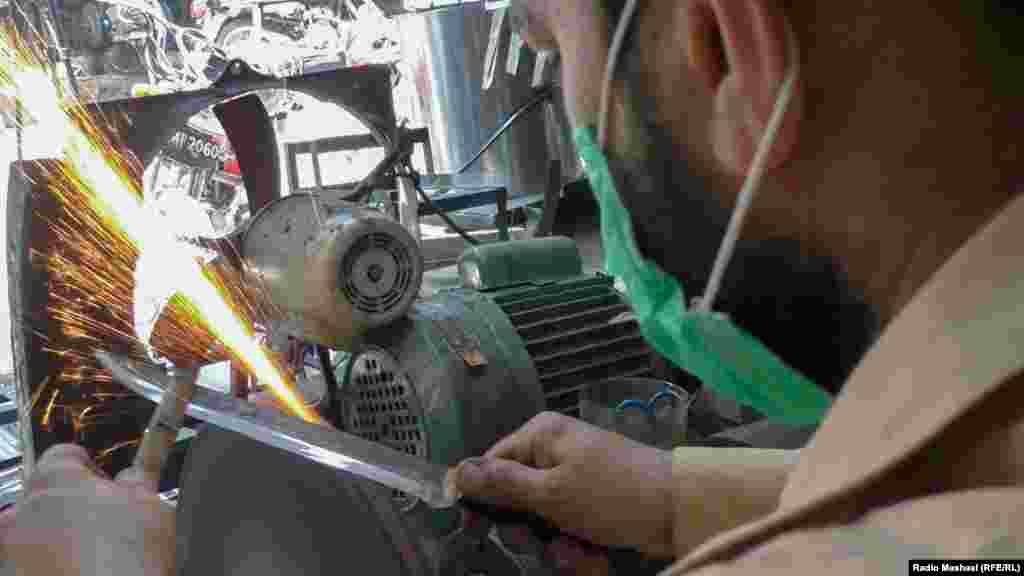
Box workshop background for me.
[0,0,875,574]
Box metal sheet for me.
[96,61,397,168]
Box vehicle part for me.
[96,60,396,177]
[79,1,113,49]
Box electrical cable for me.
[455,84,555,174]
[340,143,404,202]
[317,345,341,427]
[344,85,555,233]
[598,0,639,149]
[400,170,480,246]
[335,344,359,431]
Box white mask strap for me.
[598,0,641,150]
[597,2,800,314]
[697,22,800,313]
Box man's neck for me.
[813,76,1022,326]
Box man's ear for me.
[686,0,802,174]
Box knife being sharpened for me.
[95,351,559,538]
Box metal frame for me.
[285,127,434,193]
[285,128,513,241]
[370,0,506,17]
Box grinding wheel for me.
[175,427,435,576]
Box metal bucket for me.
[580,378,692,450]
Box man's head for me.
[513,1,1022,392]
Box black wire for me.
[339,143,405,202]
[336,346,359,431]
[455,84,555,175]
[343,85,554,203]
[317,345,341,427]
[401,172,480,246]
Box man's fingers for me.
[114,465,158,493]
[484,428,536,465]
[453,457,555,511]
[27,444,99,494]
[37,444,91,469]
[484,411,568,467]
[0,504,17,537]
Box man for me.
[3,1,1024,574]
[447,0,1024,573]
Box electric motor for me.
[176,237,659,575]
[178,290,546,576]
[240,194,423,351]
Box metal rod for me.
[397,175,421,244]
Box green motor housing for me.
[176,236,659,576]
[457,236,583,290]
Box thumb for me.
[0,503,16,540]
[453,457,553,511]
[114,464,158,493]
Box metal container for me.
[402,3,576,198]
[581,378,692,450]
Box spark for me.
[96,439,141,462]
[40,389,60,430]
[28,376,51,411]
[0,26,320,424]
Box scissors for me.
[615,383,687,419]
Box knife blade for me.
[96,351,566,546]
[95,351,455,509]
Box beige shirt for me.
[664,194,1024,574]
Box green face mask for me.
[578,0,832,426]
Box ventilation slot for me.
[492,275,656,417]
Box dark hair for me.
[987,1,1024,20]
[984,1,1024,54]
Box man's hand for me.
[1,444,176,576]
[451,412,677,559]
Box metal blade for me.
[95,352,456,509]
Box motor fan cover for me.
[175,290,545,576]
[241,194,423,350]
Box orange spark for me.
[0,24,321,428]
[96,439,141,461]
[40,389,60,430]
[29,376,51,411]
